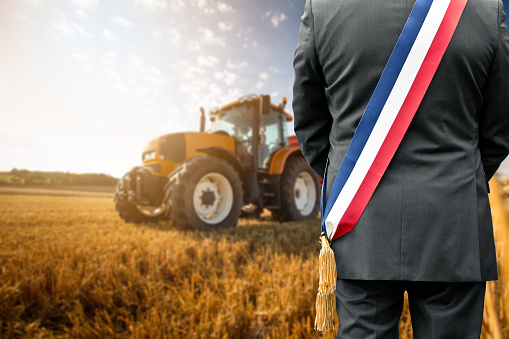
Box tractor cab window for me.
[259,108,288,168]
[210,105,253,140]
[210,105,254,166]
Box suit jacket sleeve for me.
[292,0,332,179]
[479,0,509,181]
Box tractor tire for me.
[114,180,167,223]
[272,157,320,222]
[165,156,244,230]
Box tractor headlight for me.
[143,151,156,161]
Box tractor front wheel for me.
[272,157,320,222]
[165,156,243,230]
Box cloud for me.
[115,57,171,103]
[127,54,144,68]
[176,60,207,80]
[192,0,216,14]
[181,79,223,109]
[236,26,253,38]
[72,23,93,38]
[259,72,270,80]
[105,51,117,58]
[269,67,279,73]
[177,74,242,113]
[114,16,133,28]
[76,9,89,20]
[168,28,181,46]
[214,71,237,85]
[217,2,234,13]
[246,40,258,48]
[226,59,247,69]
[13,13,35,26]
[152,30,162,38]
[218,21,234,32]
[71,48,89,62]
[170,0,185,10]
[134,87,153,102]
[256,82,264,90]
[190,0,234,14]
[197,55,220,67]
[53,22,76,37]
[199,28,226,47]
[100,50,118,64]
[187,41,202,51]
[105,68,121,80]
[114,82,129,92]
[143,67,169,86]
[135,0,167,11]
[181,67,206,80]
[265,10,288,28]
[53,21,92,38]
[102,29,117,40]
[112,54,171,102]
[71,0,100,9]
[236,26,257,48]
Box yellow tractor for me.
[114,94,321,229]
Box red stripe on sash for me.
[332,0,467,240]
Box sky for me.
[0,0,306,177]
[2,0,509,179]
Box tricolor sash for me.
[321,0,467,241]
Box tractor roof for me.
[211,96,293,122]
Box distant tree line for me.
[0,169,118,186]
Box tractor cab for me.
[209,95,291,169]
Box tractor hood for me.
[153,132,236,163]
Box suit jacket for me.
[293,0,509,281]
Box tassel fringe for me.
[314,235,337,332]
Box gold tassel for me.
[314,235,337,332]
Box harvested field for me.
[0,192,507,338]
[0,194,331,338]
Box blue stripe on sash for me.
[322,0,434,234]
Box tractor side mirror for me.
[260,94,271,116]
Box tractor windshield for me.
[210,105,253,141]
[210,105,255,167]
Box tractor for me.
[114,94,321,230]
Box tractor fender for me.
[197,146,250,204]
[269,147,303,175]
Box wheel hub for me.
[193,172,234,224]
[295,188,301,199]
[293,171,317,216]
[200,188,216,207]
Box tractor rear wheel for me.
[114,180,167,223]
[272,157,320,222]
[165,156,243,230]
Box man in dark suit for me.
[293,0,509,337]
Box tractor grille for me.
[159,134,185,162]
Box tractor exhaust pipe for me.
[199,107,206,132]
